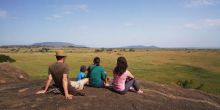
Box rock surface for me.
[0,63,30,85]
[0,80,220,110]
[0,63,220,110]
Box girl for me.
[113,57,143,94]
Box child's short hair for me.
[80,65,87,72]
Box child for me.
[112,57,143,94]
[70,65,89,90]
[76,65,87,81]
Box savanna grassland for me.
[1,48,220,95]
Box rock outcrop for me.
[0,63,220,110]
[0,63,30,84]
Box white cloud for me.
[184,19,220,29]
[46,4,88,20]
[46,14,63,20]
[185,0,216,7]
[0,9,8,18]
[52,14,63,18]
[124,22,135,27]
[46,17,52,20]
[63,4,89,12]
[63,11,72,15]
[75,4,88,12]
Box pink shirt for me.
[113,70,129,91]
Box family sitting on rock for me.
[36,50,143,99]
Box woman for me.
[113,57,143,94]
[87,57,107,88]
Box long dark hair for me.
[113,57,128,75]
[93,57,100,66]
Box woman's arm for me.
[101,71,107,81]
[127,70,134,79]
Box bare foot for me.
[137,89,143,94]
[105,83,110,87]
[36,90,46,94]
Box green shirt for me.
[87,65,106,87]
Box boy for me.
[76,65,86,81]
[70,65,89,90]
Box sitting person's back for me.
[36,50,85,100]
[48,58,84,96]
[87,57,107,88]
[113,70,129,91]
[112,57,143,94]
[49,62,70,90]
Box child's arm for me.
[82,73,86,79]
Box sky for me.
[0,0,220,48]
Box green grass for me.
[1,49,220,95]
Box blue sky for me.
[0,0,220,48]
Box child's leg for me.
[78,78,89,90]
[80,78,89,85]
[70,81,80,89]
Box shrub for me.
[129,49,135,52]
[120,49,126,52]
[40,48,50,52]
[10,48,20,52]
[0,54,16,63]
[94,48,104,52]
[195,83,204,90]
[176,79,193,89]
[106,48,113,52]
[176,79,204,90]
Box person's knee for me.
[133,79,137,83]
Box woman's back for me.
[113,70,129,91]
[88,65,106,87]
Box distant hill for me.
[118,45,159,49]
[0,43,159,49]
[0,42,87,48]
[32,42,86,48]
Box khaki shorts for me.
[70,78,89,90]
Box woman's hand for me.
[126,76,134,81]
[36,90,46,94]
